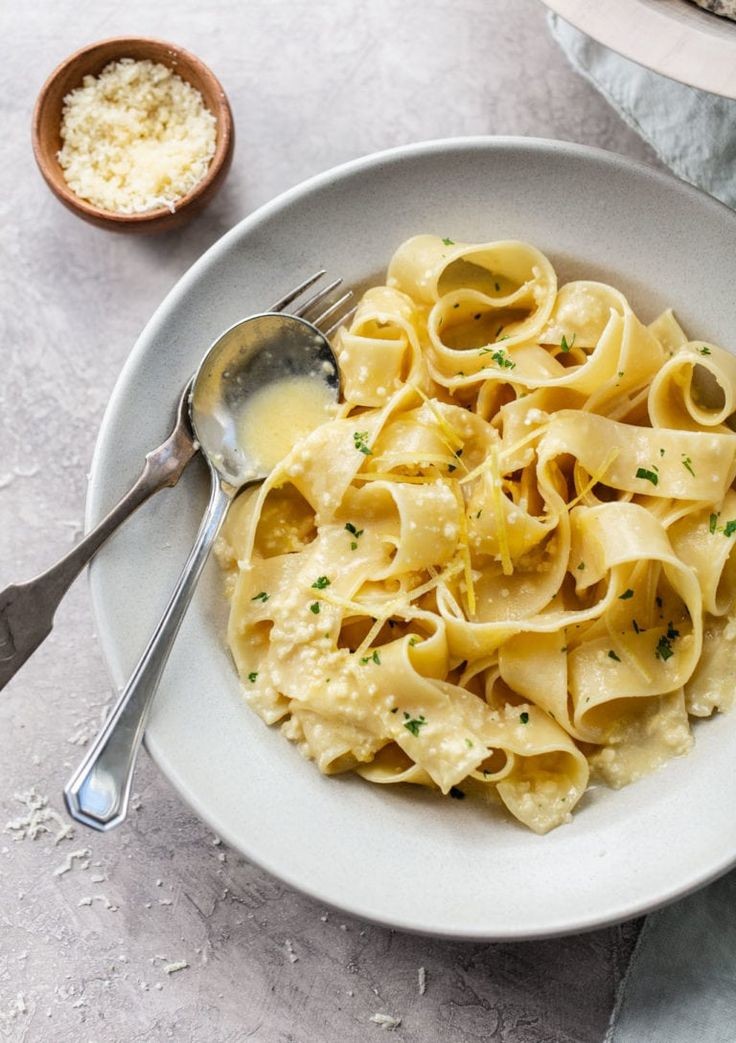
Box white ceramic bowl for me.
[542,0,736,98]
[87,138,736,940]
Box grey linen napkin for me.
[605,873,736,1043]
[550,13,736,1043]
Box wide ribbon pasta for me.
[217,236,736,833]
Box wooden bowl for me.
[32,37,234,233]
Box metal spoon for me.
[65,309,344,831]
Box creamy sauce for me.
[588,691,693,789]
[239,376,336,472]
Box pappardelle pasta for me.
[216,235,736,833]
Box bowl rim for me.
[31,34,234,227]
[86,135,736,940]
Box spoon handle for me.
[0,415,196,693]
[64,476,233,831]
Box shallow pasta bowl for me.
[87,137,736,940]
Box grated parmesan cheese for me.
[53,847,91,877]
[370,1013,402,1030]
[418,965,427,995]
[162,960,189,975]
[57,58,217,214]
[4,787,73,844]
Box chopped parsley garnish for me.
[494,281,501,292]
[474,313,482,320]
[577,561,585,571]
[659,448,665,457]
[519,711,529,724]
[345,522,363,549]
[655,634,674,661]
[390,706,399,714]
[619,589,634,600]
[617,370,624,378]
[633,619,642,634]
[309,602,320,614]
[403,713,427,737]
[449,786,465,799]
[360,650,381,665]
[560,333,576,353]
[442,237,455,246]
[353,431,372,455]
[707,514,736,538]
[475,509,482,519]
[247,672,258,683]
[448,448,464,473]
[608,650,621,662]
[312,576,331,589]
[682,456,695,477]
[251,591,269,602]
[345,522,363,537]
[465,738,474,748]
[636,467,659,486]
[491,349,515,369]
[408,636,419,646]
[698,345,711,356]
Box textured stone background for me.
[0,1,658,1040]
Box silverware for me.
[0,384,196,692]
[0,270,333,693]
[65,277,354,831]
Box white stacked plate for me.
[542,0,736,99]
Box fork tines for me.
[271,271,355,336]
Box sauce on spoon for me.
[238,374,337,473]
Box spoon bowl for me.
[190,313,340,487]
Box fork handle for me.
[0,423,196,692]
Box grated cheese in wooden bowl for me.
[57,58,217,215]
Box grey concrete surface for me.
[0,2,659,1040]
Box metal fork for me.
[0,273,354,692]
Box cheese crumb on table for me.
[369,1013,402,1030]
[162,960,189,975]
[57,58,217,214]
[4,787,74,844]
[53,847,91,877]
[417,965,427,995]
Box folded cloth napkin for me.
[604,873,736,1043]
[549,12,736,208]
[550,14,736,1043]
